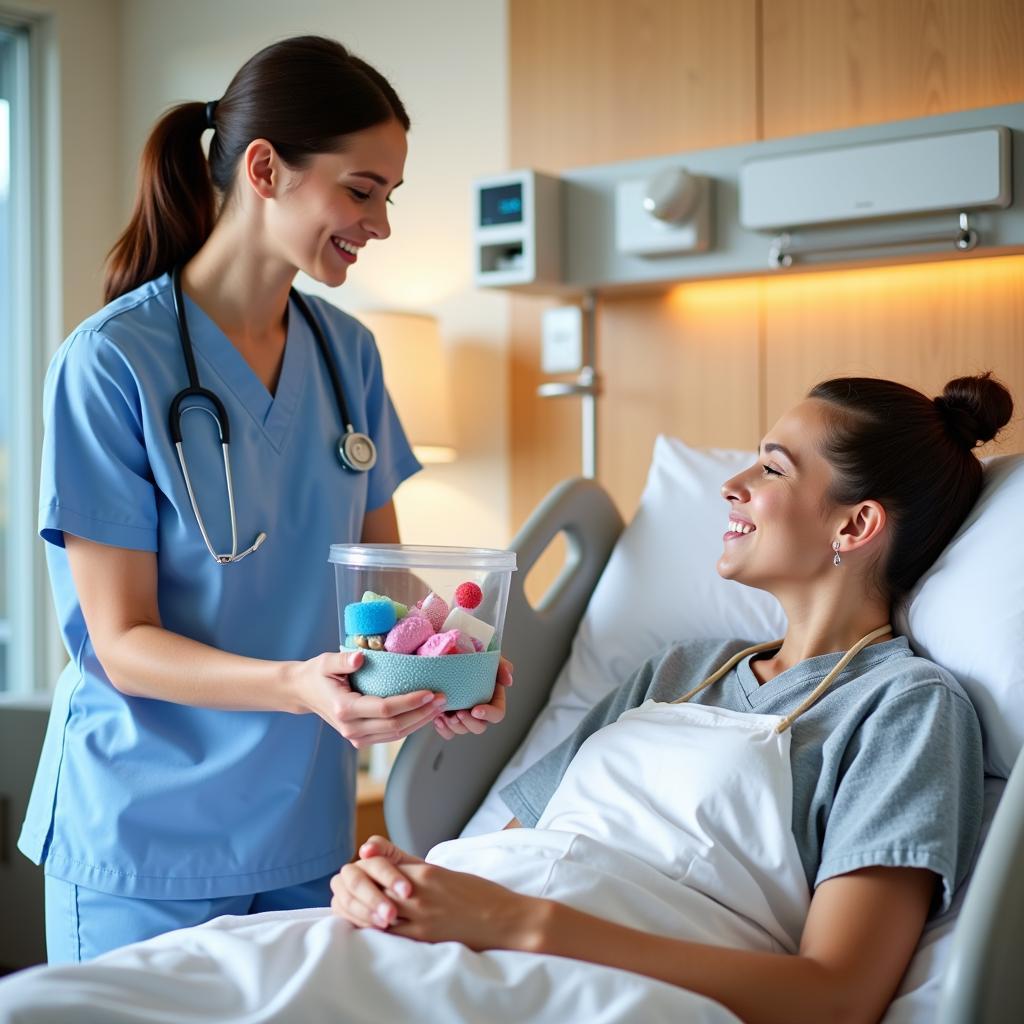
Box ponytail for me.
[103,36,410,304]
[103,102,216,303]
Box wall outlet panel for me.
[541,305,583,373]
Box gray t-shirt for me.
[500,636,983,914]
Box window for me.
[0,27,17,692]
[0,19,44,695]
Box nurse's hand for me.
[330,835,424,930]
[290,650,446,749]
[433,656,513,741]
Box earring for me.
[832,540,842,566]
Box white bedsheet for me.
[0,829,746,1024]
[0,907,739,1024]
[0,778,1002,1024]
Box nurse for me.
[19,34,510,963]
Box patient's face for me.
[717,399,842,592]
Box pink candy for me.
[417,592,449,632]
[454,632,477,654]
[416,629,464,657]
[384,613,435,654]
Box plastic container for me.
[328,544,517,710]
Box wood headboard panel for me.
[509,0,1024,578]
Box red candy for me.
[454,581,483,610]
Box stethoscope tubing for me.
[168,266,375,564]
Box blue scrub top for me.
[19,273,421,899]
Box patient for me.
[332,373,1012,1024]
[0,373,1013,1024]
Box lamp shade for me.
[358,311,456,463]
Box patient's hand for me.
[330,836,424,930]
[384,862,545,953]
[434,656,514,740]
[331,835,545,952]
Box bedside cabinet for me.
[354,776,388,851]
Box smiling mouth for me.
[331,237,361,262]
[726,519,755,536]
[723,520,756,542]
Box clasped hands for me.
[330,835,547,953]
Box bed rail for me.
[938,747,1024,1023]
[384,477,624,858]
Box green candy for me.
[361,590,409,619]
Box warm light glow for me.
[413,445,457,464]
[664,253,1024,315]
[357,311,457,456]
[664,276,763,317]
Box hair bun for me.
[934,372,1014,449]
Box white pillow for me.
[463,438,1024,837]
[546,436,787,715]
[896,454,1024,778]
[463,436,786,835]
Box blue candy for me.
[344,599,397,636]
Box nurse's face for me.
[265,118,407,286]
[717,399,845,594]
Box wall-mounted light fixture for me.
[357,312,456,465]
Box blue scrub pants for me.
[44,871,335,964]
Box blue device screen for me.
[480,183,524,226]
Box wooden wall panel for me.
[761,0,1024,459]
[508,0,1024,603]
[762,256,1024,456]
[598,286,763,517]
[509,0,760,171]
[508,0,761,595]
[762,0,1024,138]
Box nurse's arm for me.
[62,533,442,739]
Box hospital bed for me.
[1,437,1021,1023]
[387,441,1024,1024]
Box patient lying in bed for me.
[0,373,1010,1024]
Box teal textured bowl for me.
[344,647,500,710]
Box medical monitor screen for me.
[480,183,524,227]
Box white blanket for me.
[0,822,760,1023]
[2,752,1001,1022]
[0,842,742,1023]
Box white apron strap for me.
[672,624,893,734]
[774,624,892,733]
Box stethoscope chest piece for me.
[337,429,377,472]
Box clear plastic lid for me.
[328,543,516,571]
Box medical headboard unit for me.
[473,170,562,291]
[471,102,1024,294]
[740,127,1011,231]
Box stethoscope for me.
[169,266,377,565]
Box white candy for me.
[442,606,495,649]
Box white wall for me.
[118,0,512,547]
